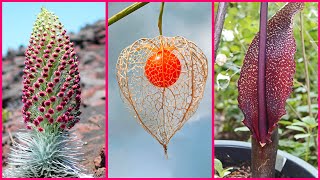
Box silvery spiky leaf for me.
[4,130,84,178]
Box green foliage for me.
[2,109,11,123]
[215,2,318,167]
[279,116,318,163]
[4,130,84,178]
[214,158,233,178]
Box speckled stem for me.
[214,3,228,60]
[252,127,278,177]
[257,2,268,146]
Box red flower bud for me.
[44,101,51,106]
[50,96,56,102]
[58,92,64,97]
[56,105,63,111]
[45,113,51,119]
[39,91,46,97]
[34,120,39,126]
[54,77,60,83]
[54,71,61,76]
[43,54,49,58]
[52,53,58,57]
[48,82,54,87]
[48,108,54,114]
[49,118,54,124]
[38,116,44,122]
[39,107,45,113]
[60,124,66,129]
[33,96,38,101]
[38,127,44,132]
[38,78,44,83]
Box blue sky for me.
[2,2,105,56]
[108,2,212,178]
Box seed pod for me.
[23,7,81,132]
[117,35,208,155]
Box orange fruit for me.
[145,49,181,88]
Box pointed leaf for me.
[294,133,310,140]
[286,125,306,133]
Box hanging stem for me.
[214,3,228,60]
[299,12,312,118]
[108,2,149,26]
[158,2,165,36]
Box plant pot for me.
[215,140,318,178]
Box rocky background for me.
[2,20,106,177]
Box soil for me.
[221,161,288,178]
[2,20,106,177]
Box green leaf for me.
[234,126,250,132]
[294,133,310,140]
[222,169,232,177]
[216,73,230,90]
[296,104,318,113]
[301,116,318,127]
[291,121,308,128]
[278,120,292,125]
[214,158,224,176]
[286,125,306,133]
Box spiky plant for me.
[4,7,84,178]
[5,131,82,177]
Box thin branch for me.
[300,12,312,118]
[108,2,149,26]
[286,101,302,120]
[158,2,165,36]
[214,3,228,60]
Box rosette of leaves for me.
[4,7,84,178]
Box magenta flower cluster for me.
[22,8,81,132]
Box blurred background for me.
[2,2,106,177]
[108,2,212,178]
[214,2,318,168]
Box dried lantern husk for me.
[116,35,208,156]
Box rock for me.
[94,167,106,177]
[99,147,105,167]
[84,90,105,107]
[82,51,98,65]
[3,84,22,108]
[93,146,105,177]
[6,48,16,60]
[79,29,95,42]
[14,56,25,67]
[81,76,105,87]
[16,45,26,56]
[94,156,102,169]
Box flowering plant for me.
[4,8,84,178]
